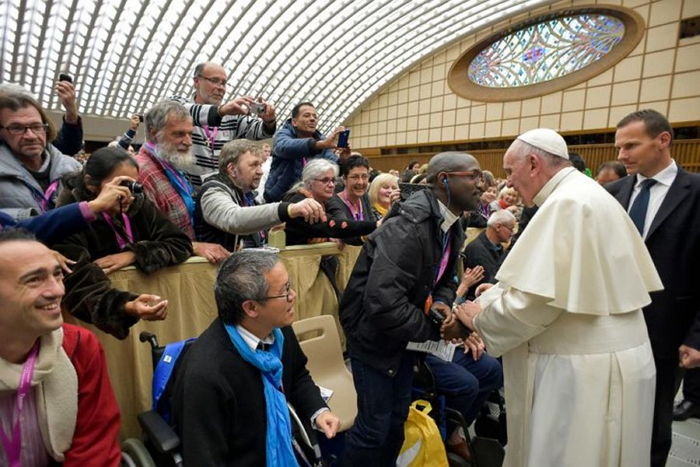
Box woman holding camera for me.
[53,146,193,339]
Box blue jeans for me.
[340,351,416,466]
[425,350,503,426]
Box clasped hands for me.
[435,301,480,339]
[434,282,494,341]
[431,301,486,360]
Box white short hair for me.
[487,209,516,228]
[302,159,339,189]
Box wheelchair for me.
[411,357,506,467]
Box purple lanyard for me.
[340,192,364,221]
[101,212,134,249]
[0,343,39,467]
[202,125,219,149]
[40,180,60,211]
[434,233,452,286]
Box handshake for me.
[430,284,494,341]
[427,300,488,361]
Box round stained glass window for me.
[469,15,625,88]
[448,6,644,102]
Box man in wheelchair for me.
[171,249,341,466]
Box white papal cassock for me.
[474,167,663,467]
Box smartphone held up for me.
[337,129,350,148]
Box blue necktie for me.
[629,179,657,235]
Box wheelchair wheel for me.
[121,438,156,467]
[121,452,137,467]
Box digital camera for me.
[120,180,143,194]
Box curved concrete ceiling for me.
[1,0,553,134]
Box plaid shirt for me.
[135,146,196,240]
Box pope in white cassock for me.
[453,128,663,467]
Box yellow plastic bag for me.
[396,400,448,467]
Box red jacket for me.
[61,324,122,466]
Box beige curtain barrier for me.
[64,243,363,439]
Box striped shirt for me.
[170,96,276,188]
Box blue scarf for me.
[223,324,298,467]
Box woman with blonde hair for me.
[368,173,400,219]
[491,186,520,211]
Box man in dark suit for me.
[607,109,700,467]
[172,249,341,466]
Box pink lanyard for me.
[434,233,452,286]
[40,180,60,211]
[202,125,219,149]
[101,212,134,249]
[0,343,39,467]
[340,192,364,221]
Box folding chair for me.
[292,315,358,431]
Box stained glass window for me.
[468,14,625,88]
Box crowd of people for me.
[1,61,699,467]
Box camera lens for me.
[120,180,143,194]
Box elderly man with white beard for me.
[135,100,229,263]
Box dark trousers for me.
[340,352,416,467]
[682,368,700,403]
[425,350,503,426]
[651,355,684,467]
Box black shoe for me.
[673,399,700,421]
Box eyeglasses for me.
[197,75,229,88]
[500,224,515,232]
[0,123,49,135]
[444,170,483,182]
[314,177,336,185]
[261,282,294,303]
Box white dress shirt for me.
[236,325,275,350]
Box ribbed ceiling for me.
[1,0,553,133]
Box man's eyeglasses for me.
[197,75,229,88]
[0,123,49,136]
[261,282,294,303]
[444,170,483,182]
[314,177,336,185]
